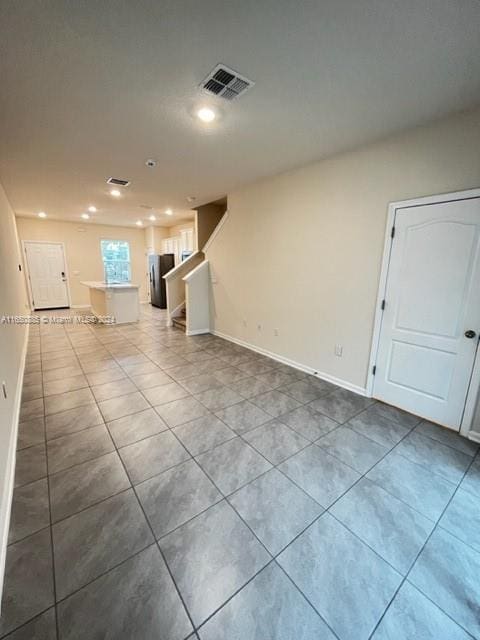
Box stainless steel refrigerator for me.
[149,254,174,308]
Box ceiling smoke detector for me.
[200,64,254,101]
[145,159,157,168]
[106,177,130,187]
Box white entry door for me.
[24,242,69,309]
[374,196,480,430]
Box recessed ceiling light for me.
[88,205,97,213]
[110,189,121,197]
[135,220,143,226]
[196,107,216,123]
[81,213,90,220]
[38,211,47,218]
[148,214,156,221]
[165,208,173,216]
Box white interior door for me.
[25,242,69,309]
[374,196,480,430]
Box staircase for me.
[172,307,186,331]
[164,207,227,335]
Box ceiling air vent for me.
[200,64,254,101]
[106,177,130,187]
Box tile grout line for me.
[38,329,61,640]
[214,417,433,636]
[92,321,342,634]
[172,403,388,634]
[174,397,344,637]
[99,394,199,637]
[105,369,295,634]
[12,311,479,639]
[37,330,463,554]
[186,457,342,638]
[261,410,479,637]
[24,312,199,633]
[365,451,480,640]
[35,359,273,527]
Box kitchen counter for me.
[81,281,139,291]
[81,281,140,323]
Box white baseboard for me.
[212,329,367,397]
[70,304,90,309]
[0,325,29,610]
[186,328,210,336]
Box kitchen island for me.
[81,281,140,324]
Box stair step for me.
[172,316,187,330]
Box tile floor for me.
[1,305,479,639]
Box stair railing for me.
[163,251,204,326]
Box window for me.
[100,239,131,283]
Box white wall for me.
[16,218,150,306]
[185,262,211,335]
[206,107,480,391]
[0,182,29,602]
[167,222,196,239]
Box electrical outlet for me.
[334,344,343,357]
[274,328,279,336]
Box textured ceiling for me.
[1,0,479,227]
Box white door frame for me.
[22,240,72,310]
[367,187,480,438]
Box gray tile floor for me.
[1,305,480,640]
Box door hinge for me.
[391,226,396,239]
[381,299,386,310]
[372,365,376,376]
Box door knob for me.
[464,330,476,339]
